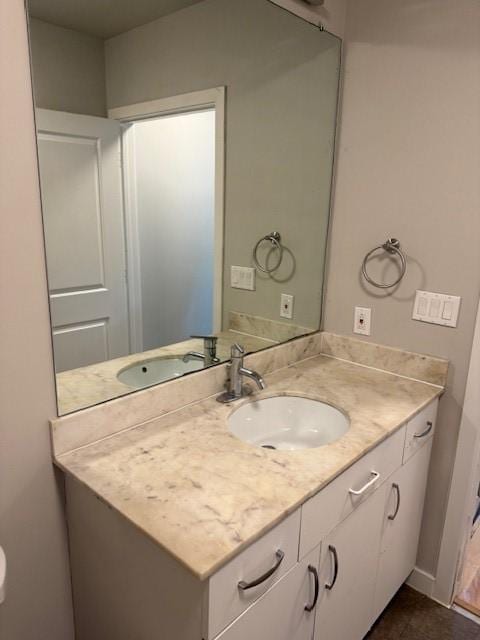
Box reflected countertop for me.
[56,331,274,414]
[56,350,444,580]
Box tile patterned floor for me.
[366,586,480,640]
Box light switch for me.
[429,298,441,318]
[442,301,453,321]
[412,290,461,328]
[231,266,255,291]
[417,295,428,316]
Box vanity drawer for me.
[403,399,438,463]
[207,509,301,639]
[299,426,405,559]
[213,545,320,640]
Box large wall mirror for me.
[27,0,341,415]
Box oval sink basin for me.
[228,395,350,451]
[117,357,204,388]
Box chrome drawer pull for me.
[348,471,380,496]
[388,483,401,521]
[414,421,433,439]
[325,545,338,591]
[237,549,285,591]
[305,565,319,611]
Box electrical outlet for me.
[354,306,371,336]
[280,294,294,319]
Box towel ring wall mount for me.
[361,238,406,289]
[253,231,284,274]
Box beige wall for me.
[28,17,106,116]
[105,0,340,331]
[325,0,480,577]
[0,2,74,639]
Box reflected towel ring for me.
[362,238,406,289]
[253,231,284,274]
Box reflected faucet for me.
[183,335,220,367]
[217,343,266,403]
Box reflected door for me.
[36,109,129,372]
[127,109,216,351]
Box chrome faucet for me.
[217,344,266,403]
[183,335,220,367]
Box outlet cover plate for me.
[354,306,371,336]
[280,293,294,319]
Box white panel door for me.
[314,484,386,640]
[36,109,130,372]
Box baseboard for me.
[407,566,435,597]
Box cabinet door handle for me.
[414,421,433,439]
[237,549,285,590]
[388,483,401,521]
[348,471,380,496]
[305,565,319,611]
[325,545,339,591]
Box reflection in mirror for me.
[27,0,341,415]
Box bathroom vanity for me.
[54,334,445,640]
[24,1,450,637]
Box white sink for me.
[117,357,204,388]
[228,395,350,451]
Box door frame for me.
[432,296,480,606]
[108,87,226,352]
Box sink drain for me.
[261,444,277,450]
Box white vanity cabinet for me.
[373,439,433,620]
[64,398,439,640]
[313,484,386,640]
[302,398,438,640]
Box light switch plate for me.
[231,266,255,291]
[412,290,461,327]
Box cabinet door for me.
[373,440,433,619]
[215,546,320,640]
[314,486,386,640]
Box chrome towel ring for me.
[362,238,406,289]
[253,231,284,274]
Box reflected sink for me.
[228,395,350,451]
[117,357,204,388]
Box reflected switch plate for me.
[231,266,255,291]
[412,290,461,327]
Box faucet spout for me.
[216,343,266,403]
[238,367,266,390]
[182,351,205,363]
[185,335,220,367]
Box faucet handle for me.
[231,343,245,358]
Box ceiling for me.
[28,0,205,39]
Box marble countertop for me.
[56,331,273,415]
[56,352,443,580]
